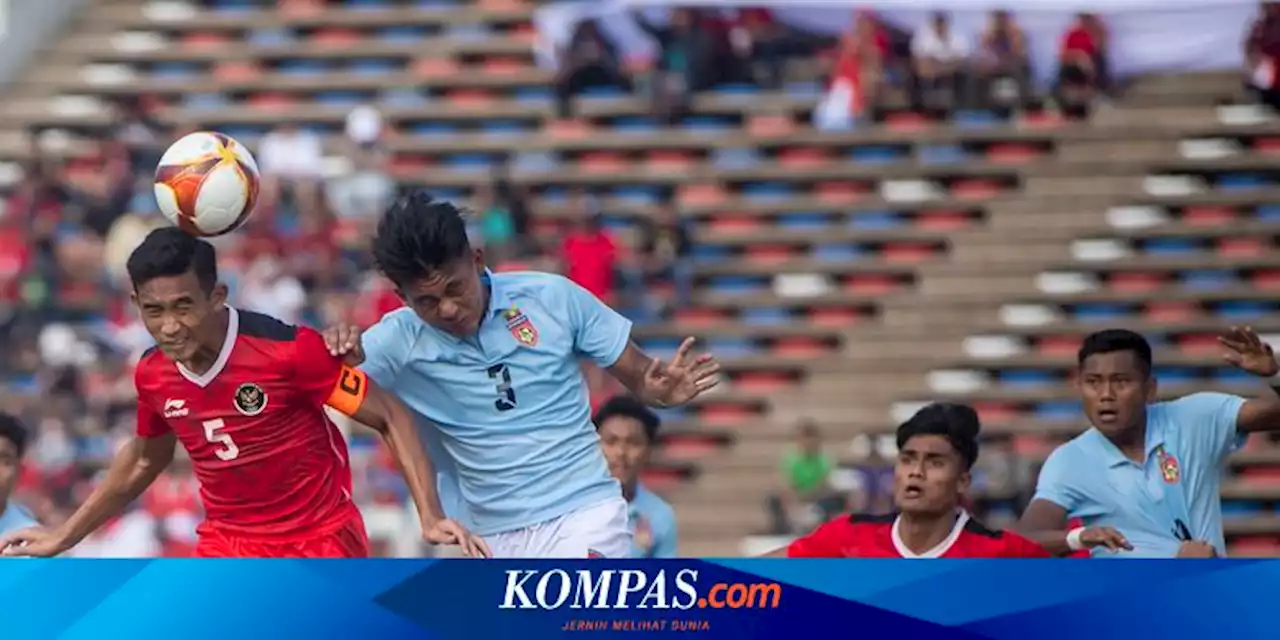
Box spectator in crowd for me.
[1056,12,1110,119]
[628,199,693,319]
[595,395,678,558]
[474,184,517,265]
[634,8,715,123]
[1246,1,1280,111]
[554,19,629,119]
[109,96,167,178]
[910,11,972,113]
[490,166,532,257]
[974,10,1033,114]
[257,122,325,218]
[238,256,307,325]
[764,421,845,535]
[814,13,887,130]
[727,8,819,90]
[0,413,36,535]
[560,189,617,305]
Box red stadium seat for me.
[698,403,758,425]
[1229,538,1280,558]
[915,210,971,230]
[578,152,629,174]
[842,275,898,294]
[678,183,728,207]
[706,215,761,232]
[745,244,798,264]
[732,372,794,393]
[1217,237,1266,256]
[447,89,497,107]
[510,23,538,45]
[881,242,937,263]
[1175,333,1220,355]
[661,434,728,461]
[246,92,295,109]
[312,29,363,46]
[639,468,686,492]
[182,32,231,49]
[413,58,461,79]
[532,217,562,235]
[985,143,1041,164]
[281,0,323,16]
[389,154,431,174]
[747,115,795,137]
[673,308,729,325]
[214,61,263,82]
[546,118,591,138]
[1254,137,1280,156]
[772,338,828,358]
[1107,272,1165,292]
[481,57,527,76]
[884,112,930,132]
[480,0,529,10]
[1012,435,1054,457]
[972,402,1020,424]
[1036,335,1081,356]
[951,179,1002,200]
[1251,270,1280,289]
[1022,110,1064,128]
[1182,206,1236,226]
[815,181,867,204]
[807,307,863,326]
[1241,467,1280,484]
[778,148,830,168]
[646,151,696,171]
[1143,301,1199,322]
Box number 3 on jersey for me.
[202,418,240,461]
[487,363,517,412]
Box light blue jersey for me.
[1034,392,1246,558]
[0,503,36,536]
[361,271,627,536]
[629,485,678,558]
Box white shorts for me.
[484,497,632,559]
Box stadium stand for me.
[1,0,1279,557]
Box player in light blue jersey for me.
[0,414,37,537]
[1019,327,1280,558]
[594,395,678,558]
[325,193,718,558]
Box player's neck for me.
[178,308,230,376]
[896,510,959,556]
[621,481,637,502]
[1105,423,1147,462]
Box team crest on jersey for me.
[233,382,268,416]
[503,305,538,347]
[1155,445,1180,484]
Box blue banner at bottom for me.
[0,559,1270,639]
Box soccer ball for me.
[153,131,260,237]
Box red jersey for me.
[786,512,1051,558]
[562,230,618,302]
[134,308,370,540]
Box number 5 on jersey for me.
[203,418,240,461]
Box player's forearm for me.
[1017,530,1074,556]
[59,437,171,546]
[357,390,447,524]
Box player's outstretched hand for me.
[642,337,721,407]
[1219,325,1279,377]
[424,519,492,558]
[323,323,366,366]
[0,526,70,558]
[1080,526,1132,552]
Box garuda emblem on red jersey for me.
[234,382,268,417]
[503,305,538,347]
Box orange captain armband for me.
[325,365,369,417]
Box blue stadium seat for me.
[999,370,1056,387]
[481,120,530,138]
[706,338,759,358]
[849,146,905,165]
[377,26,429,42]
[513,151,559,173]
[580,85,626,99]
[248,28,295,46]
[847,211,903,229]
[742,182,792,201]
[444,155,495,174]
[1214,368,1256,383]
[682,117,735,133]
[612,117,659,135]
[918,145,968,165]
[379,88,429,107]
[813,243,865,261]
[953,110,1001,129]
[785,81,823,98]
[183,93,230,111]
[611,186,663,205]
[1153,367,1198,384]
[1142,238,1198,255]
[539,187,569,203]
[712,148,761,169]
[690,245,732,263]
[653,406,689,423]
[1221,502,1265,516]
[1072,304,1129,322]
[315,91,366,107]
[277,60,328,76]
[1181,270,1237,290]
[347,0,394,8]
[777,212,829,230]
[348,59,399,76]
[712,83,759,98]
[1034,400,1083,420]
[1257,204,1280,221]
[513,87,553,105]
[446,24,491,41]
[208,0,257,10]
[601,216,631,232]
[409,122,457,139]
[430,189,468,203]
[706,276,769,296]
[1217,301,1269,319]
[1217,173,1267,190]
[219,126,267,142]
[638,338,685,359]
[740,308,791,325]
[152,63,201,79]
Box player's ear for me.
[1145,374,1158,403]
[957,468,972,495]
[472,247,486,273]
[210,282,229,306]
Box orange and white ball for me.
[153,131,260,237]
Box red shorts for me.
[194,516,371,558]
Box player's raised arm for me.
[295,327,488,557]
[2,422,176,557]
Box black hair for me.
[372,192,472,288]
[896,403,980,469]
[1078,329,1153,377]
[126,227,218,294]
[0,413,29,457]
[593,395,660,443]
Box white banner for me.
[535,0,1257,87]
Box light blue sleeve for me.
[559,276,633,368]
[652,507,679,558]
[1032,446,1086,515]
[359,311,416,388]
[1167,392,1248,464]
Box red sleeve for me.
[786,517,853,558]
[133,362,171,438]
[1001,530,1053,558]
[293,326,369,417]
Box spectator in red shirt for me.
[766,403,1051,558]
[560,192,619,304]
[1056,13,1109,119]
[1246,2,1280,111]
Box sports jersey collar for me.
[176,306,239,389]
[482,269,516,320]
[890,509,970,558]
[1088,418,1166,468]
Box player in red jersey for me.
[765,403,1050,558]
[1,228,488,558]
